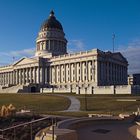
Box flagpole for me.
[13,56,15,62]
[112,34,115,53]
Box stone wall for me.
[75,85,140,95]
[42,88,73,93]
[94,86,114,94]
[115,85,132,94]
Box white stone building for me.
[0,11,128,93]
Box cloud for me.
[118,39,140,74]
[10,48,35,57]
[0,48,35,66]
[67,39,86,53]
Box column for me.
[71,64,73,82]
[26,68,28,83]
[6,72,8,85]
[42,67,45,85]
[5,72,7,85]
[88,61,91,82]
[20,70,22,84]
[85,61,89,82]
[15,70,17,85]
[76,63,79,83]
[55,65,58,83]
[1,73,3,85]
[38,67,40,84]
[17,69,19,85]
[48,40,51,51]
[49,66,52,84]
[64,64,65,83]
[0,73,1,85]
[2,73,4,85]
[51,66,54,84]
[34,67,36,83]
[94,60,98,83]
[23,69,25,84]
[13,70,15,85]
[7,72,8,85]
[80,62,82,82]
[7,72,9,85]
[36,67,39,83]
[55,66,58,83]
[45,67,47,84]
[3,73,4,85]
[59,65,61,83]
[66,64,68,83]
[30,68,32,83]
[19,70,21,84]
[2,73,3,85]
[74,63,77,82]
[82,62,85,82]
[10,72,12,85]
[69,63,71,83]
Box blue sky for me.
[0,0,140,74]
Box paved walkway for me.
[77,122,137,140]
[64,96,80,112]
[54,94,80,112]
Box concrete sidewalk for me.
[54,94,80,112]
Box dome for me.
[41,10,63,30]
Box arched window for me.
[37,43,40,51]
[41,42,44,50]
[46,41,49,49]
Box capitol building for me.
[0,11,128,93]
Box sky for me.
[0,0,140,74]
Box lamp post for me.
[91,62,95,95]
[13,127,16,140]
[84,87,87,111]
[52,118,55,140]
[112,34,116,94]
[30,123,33,140]
[112,34,115,53]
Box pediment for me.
[13,57,37,66]
[113,53,128,62]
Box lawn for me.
[0,93,140,117]
[0,94,70,114]
[78,95,140,115]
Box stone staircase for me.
[0,85,26,93]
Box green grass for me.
[1,93,140,117]
[78,95,140,115]
[0,94,70,114]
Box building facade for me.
[0,11,128,93]
[128,74,140,85]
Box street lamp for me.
[84,87,87,111]
[52,118,55,140]
[30,123,33,140]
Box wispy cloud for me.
[0,48,35,66]
[118,39,140,74]
[67,39,86,53]
[10,48,35,57]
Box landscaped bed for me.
[0,114,53,140]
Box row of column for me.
[37,40,66,53]
[49,60,96,84]
[99,61,127,85]
[0,67,46,86]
